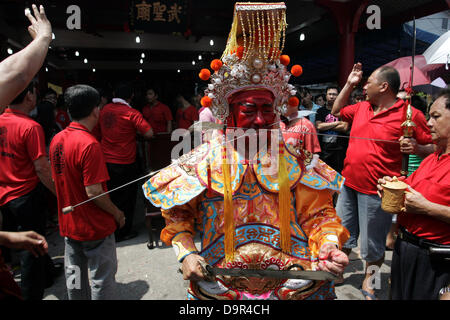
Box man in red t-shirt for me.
[175,93,199,130]
[377,90,450,300]
[142,88,173,134]
[96,82,153,242]
[0,82,57,300]
[331,63,434,300]
[50,85,125,300]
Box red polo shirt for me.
[281,116,321,154]
[176,105,199,130]
[400,151,450,244]
[341,99,432,195]
[50,122,116,241]
[98,102,152,164]
[142,102,173,134]
[0,108,47,206]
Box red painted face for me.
[228,90,276,129]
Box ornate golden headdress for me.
[199,2,303,121]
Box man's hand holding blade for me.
[317,243,349,276]
[180,253,211,281]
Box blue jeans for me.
[336,185,392,263]
[64,234,118,300]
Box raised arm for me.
[332,63,363,118]
[0,4,52,106]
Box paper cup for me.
[381,180,408,214]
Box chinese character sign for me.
[130,0,187,33]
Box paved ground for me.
[17,192,392,300]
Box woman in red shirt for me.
[377,89,450,300]
[142,88,173,134]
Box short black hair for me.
[351,88,364,99]
[114,82,133,100]
[64,85,100,120]
[298,86,310,97]
[376,66,400,95]
[326,86,340,94]
[436,88,450,110]
[315,93,326,102]
[10,81,36,105]
[146,87,159,96]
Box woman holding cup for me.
[377,89,450,300]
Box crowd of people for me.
[0,3,448,301]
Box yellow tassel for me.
[222,142,234,262]
[278,142,291,254]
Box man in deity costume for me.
[143,2,349,300]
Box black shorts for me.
[391,231,450,300]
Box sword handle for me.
[401,154,409,177]
[429,247,450,256]
[400,102,415,177]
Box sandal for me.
[360,288,378,300]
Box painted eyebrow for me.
[241,102,256,107]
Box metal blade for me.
[205,265,339,281]
[411,17,416,85]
